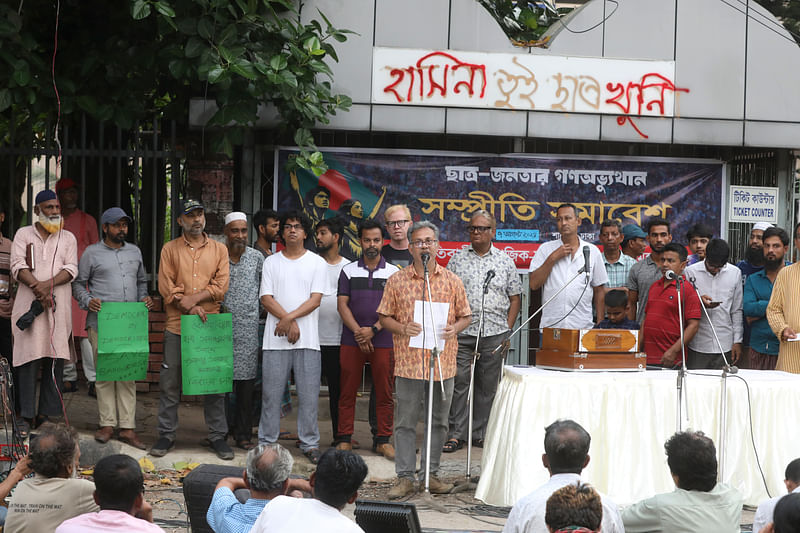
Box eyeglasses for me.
[283,223,303,231]
[468,226,491,233]
[411,239,438,248]
[386,220,410,228]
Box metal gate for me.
[0,114,185,289]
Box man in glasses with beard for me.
[72,208,152,449]
[10,190,78,436]
[153,199,231,460]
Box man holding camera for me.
[10,190,78,434]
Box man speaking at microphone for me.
[443,210,522,453]
[641,243,702,367]
[528,204,608,329]
[377,221,471,499]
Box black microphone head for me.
[583,245,590,259]
[421,252,430,266]
[486,270,496,281]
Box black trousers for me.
[232,379,256,442]
[17,357,64,420]
[320,345,341,437]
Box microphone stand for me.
[421,256,446,503]
[452,274,491,493]
[674,273,690,432]
[685,275,737,481]
[492,267,588,358]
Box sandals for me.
[18,419,31,439]
[278,430,298,440]
[442,438,464,453]
[236,440,256,450]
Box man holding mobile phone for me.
[685,238,743,369]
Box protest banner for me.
[180,314,233,395]
[97,301,149,381]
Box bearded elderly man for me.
[153,199,231,460]
[10,190,78,435]
[377,220,471,499]
[222,212,264,451]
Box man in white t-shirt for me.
[314,217,347,444]
[528,204,608,329]
[753,458,800,532]
[251,448,367,533]
[259,211,327,464]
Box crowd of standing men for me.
[2,183,800,503]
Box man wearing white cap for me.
[72,207,152,449]
[222,212,264,450]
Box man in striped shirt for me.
[766,222,800,374]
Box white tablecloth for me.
[475,366,800,507]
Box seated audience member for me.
[545,482,603,533]
[5,422,99,533]
[56,454,164,532]
[503,419,623,533]
[251,448,368,533]
[754,458,800,532]
[622,430,742,533]
[594,289,639,330]
[207,443,310,533]
[0,453,32,526]
[763,492,800,533]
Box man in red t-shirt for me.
[642,242,702,367]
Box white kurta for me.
[10,226,78,366]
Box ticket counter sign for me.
[729,186,779,224]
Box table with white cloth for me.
[475,366,800,507]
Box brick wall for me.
[138,295,166,392]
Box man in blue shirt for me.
[744,226,789,370]
[206,443,310,533]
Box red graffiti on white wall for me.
[605,73,690,138]
[383,51,487,103]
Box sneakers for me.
[375,443,395,460]
[150,437,174,457]
[303,447,322,464]
[335,441,352,451]
[388,477,416,500]
[210,439,234,460]
[427,475,454,494]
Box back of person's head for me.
[544,419,591,474]
[246,443,294,493]
[29,422,79,478]
[665,430,717,491]
[704,238,730,265]
[313,449,368,510]
[93,454,144,513]
[545,482,602,532]
[685,223,713,241]
[604,289,627,309]
[786,458,800,484]
[774,492,800,533]
[663,242,688,262]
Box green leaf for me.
[309,59,332,77]
[280,71,297,88]
[303,36,321,53]
[0,89,11,112]
[12,64,30,87]
[294,128,313,147]
[309,151,324,166]
[332,32,347,43]
[218,45,234,63]
[219,23,237,45]
[154,1,176,17]
[185,36,206,58]
[175,16,198,35]
[230,59,257,80]
[198,17,215,39]
[132,0,151,20]
[269,54,288,71]
[208,65,226,83]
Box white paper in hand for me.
[409,300,449,351]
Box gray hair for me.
[470,209,496,228]
[407,220,440,242]
[246,443,293,492]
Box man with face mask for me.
[56,178,99,395]
[72,208,152,449]
[10,190,78,435]
[153,199,231,459]
[222,212,264,450]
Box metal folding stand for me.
[419,258,448,511]
[685,275,737,481]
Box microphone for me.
[421,252,430,272]
[582,246,590,278]
[665,270,678,280]
[483,270,496,294]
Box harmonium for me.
[536,328,646,371]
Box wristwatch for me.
[371,325,380,336]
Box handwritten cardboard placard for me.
[97,302,150,381]
[180,314,233,395]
